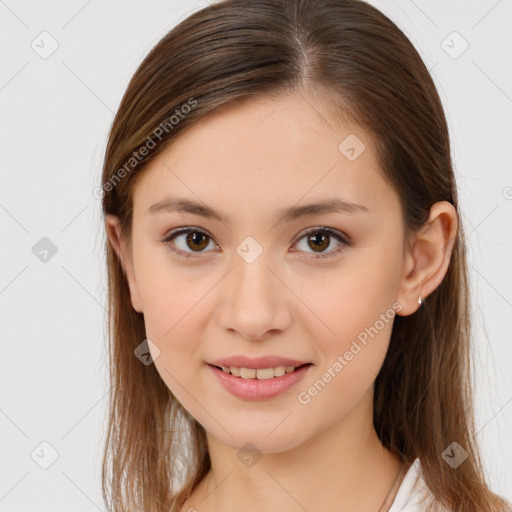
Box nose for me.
[217,249,292,341]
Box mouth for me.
[208,362,313,380]
[207,362,314,400]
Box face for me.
[113,91,410,452]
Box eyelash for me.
[161,226,350,260]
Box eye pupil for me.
[308,232,329,252]
[187,231,209,251]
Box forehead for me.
[132,91,397,219]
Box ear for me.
[104,214,144,314]
[395,201,458,316]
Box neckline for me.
[376,461,411,512]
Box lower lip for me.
[207,363,313,400]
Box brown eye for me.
[162,228,217,258]
[306,231,330,252]
[185,231,210,251]
[293,227,349,259]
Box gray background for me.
[0,0,511,510]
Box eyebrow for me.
[146,197,369,224]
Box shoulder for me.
[388,458,450,512]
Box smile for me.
[207,363,313,400]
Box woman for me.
[99,1,512,511]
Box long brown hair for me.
[99,1,511,511]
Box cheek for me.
[294,277,397,435]
[299,246,401,340]
[141,280,210,358]
[139,274,210,414]
[133,240,213,342]
[295,247,401,395]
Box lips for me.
[207,361,313,400]
[207,355,312,369]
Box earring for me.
[418,296,422,306]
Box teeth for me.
[230,366,241,377]
[274,366,286,377]
[219,365,301,379]
[256,368,274,380]
[240,367,256,379]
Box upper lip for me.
[207,356,312,369]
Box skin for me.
[105,89,457,512]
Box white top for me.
[388,458,448,512]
